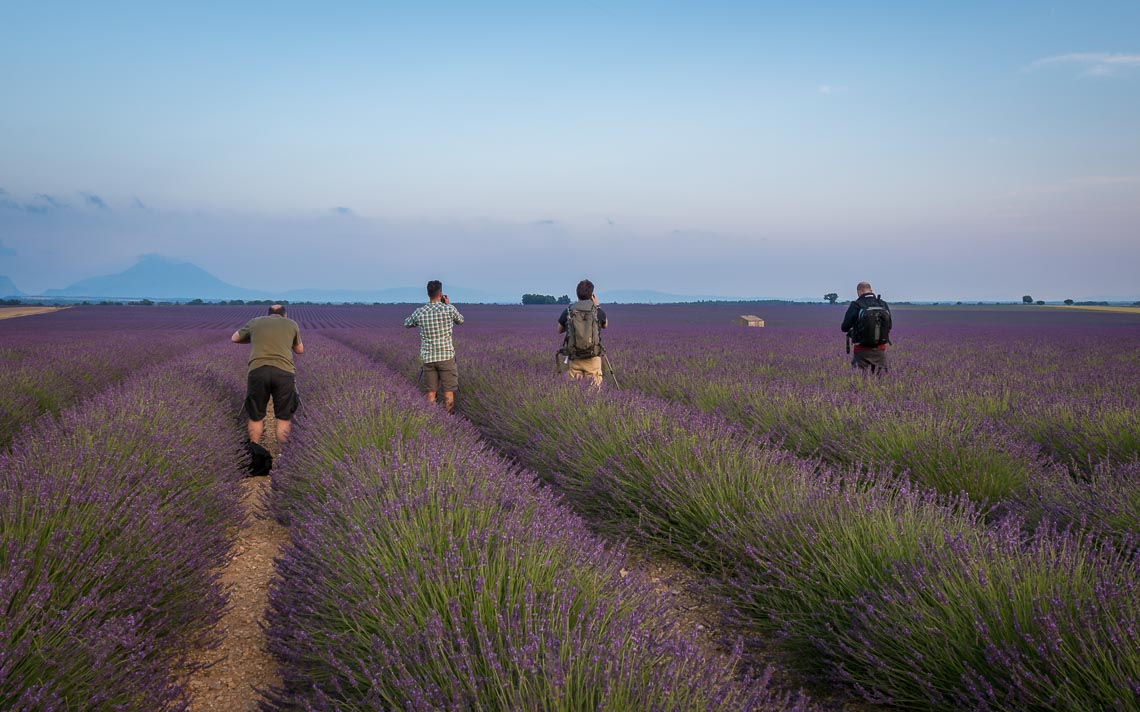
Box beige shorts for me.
[567,356,603,387]
[424,358,459,392]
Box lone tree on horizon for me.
[1022,295,1033,304]
[522,293,571,305]
[824,292,839,304]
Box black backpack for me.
[852,295,892,347]
[244,441,273,477]
[563,303,603,359]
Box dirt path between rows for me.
[179,398,872,709]
[186,409,287,710]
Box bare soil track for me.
[186,408,286,711]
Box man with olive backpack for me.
[841,281,891,374]
[558,279,609,387]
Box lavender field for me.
[1,303,1138,710]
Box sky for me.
[1,0,1138,301]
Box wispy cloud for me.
[34,194,67,210]
[82,192,110,210]
[132,197,148,210]
[817,84,849,95]
[332,206,354,216]
[0,239,16,257]
[535,219,558,225]
[1026,52,1140,77]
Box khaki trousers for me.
[567,356,603,387]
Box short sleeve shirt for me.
[404,302,464,363]
[237,316,302,373]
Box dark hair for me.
[427,280,443,299]
[268,304,286,316]
[576,279,594,301]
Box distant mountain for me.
[33,256,825,304]
[0,275,24,297]
[39,255,515,303]
[44,255,265,300]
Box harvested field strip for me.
[1049,305,1140,314]
[262,335,806,710]
[0,306,69,320]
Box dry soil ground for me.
[185,408,286,711]
[0,306,68,320]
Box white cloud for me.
[817,84,849,95]
[1026,52,1140,77]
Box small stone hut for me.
[736,314,765,327]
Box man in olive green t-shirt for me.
[230,304,304,445]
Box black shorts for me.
[245,366,298,421]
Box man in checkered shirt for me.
[404,279,465,414]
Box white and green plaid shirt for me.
[404,301,464,363]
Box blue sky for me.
[1,1,1138,300]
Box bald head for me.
[268,304,286,316]
[856,282,873,296]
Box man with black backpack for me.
[558,279,608,387]
[841,282,891,374]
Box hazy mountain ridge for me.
[0,275,25,296]
[33,256,557,303]
[19,256,1135,304]
[29,256,745,304]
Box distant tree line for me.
[522,293,571,305]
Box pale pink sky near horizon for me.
[2,2,1138,300]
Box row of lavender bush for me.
[0,330,216,447]
[334,331,1140,710]
[262,335,807,710]
[0,343,247,710]
[479,324,1135,484]
[605,326,1140,540]
[614,326,1139,466]
[345,317,1139,540]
